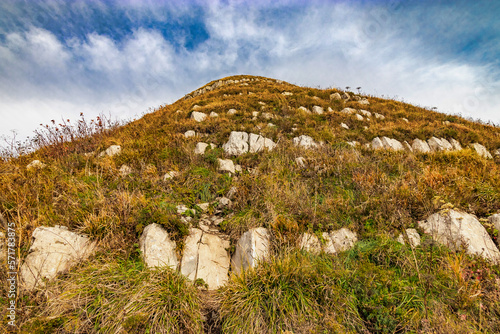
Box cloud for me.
[0,0,499,142]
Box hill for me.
[1,75,500,333]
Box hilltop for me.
[1,75,500,333]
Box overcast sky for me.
[1,0,499,140]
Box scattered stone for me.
[403,141,413,152]
[374,113,385,120]
[341,123,349,130]
[235,164,242,173]
[249,133,276,153]
[330,92,342,100]
[218,158,236,174]
[192,105,202,111]
[282,92,293,96]
[164,171,180,180]
[119,164,132,176]
[176,205,190,215]
[198,203,210,212]
[358,98,370,105]
[184,130,196,138]
[298,233,321,253]
[299,228,357,254]
[293,135,318,149]
[252,111,260,117]
[328,107,333,112]
[341,92,350,100]
[262,112,274,120]
[226,186,238,199]
[26,160,47,170]
[223,131,249,156]
[20,226,96,290]
[450,138,462,151]
[419,209,500,263]
[209,112,219,118]
[471,143,493,159]
[381,137,404,151]
[218,197,233,209]
[359,110,372,117]
[355,114,364,121]
[176,109,183,113]
[341,108,356,114]
[181,228,230,290]
[295,157,307,168]
[329,228,358,252]
[191,111,207,122]
[312,106,324,115]
[194,142,209,155]
[139,223,178,269]
[443,121,451,125]
[397,229,421,248]
[227,108,237,115]
[99,145,121,158]
[402,118,409,123]
[371,137,384,150]
[258,101,266,106]
[232,228,270,274]
[347,141,359,147]
[412,139,431,153]
[298,106,311,113]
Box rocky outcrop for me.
[184,130,196,138]
[293,135,318,149]
[99,145,121,158]
[419,210,500,263]
[330,92,342,100]
[218,158,236,174]
[471,143,493,159]
[20,226,96,290]
[371,137,404,151]
[397,228,421,248]
[180,228,230,290]
[139,223,178,269]
[341,108,356,115]
[119,164,132,176]
[428,137,452,152]
[194,142,209,155]
[232,227,271,274]
[298,106,311,113]
[299,228,357,254]
[26,160,47,170]
[190,111,207,122]
[223,131,276,156]
[312,106,324,115]
[412,139,431,153]
[163,171,180,180]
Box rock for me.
[163,171,180,181]
[218,158,235,174]
[119,164,132,176]
[249,133,276,153]
[192,105,202,111]
[232,228,270,274]
[184,130,196,138]
[198,203,210,212]
[99,145,121,158]
[374,113,385,120]
[341,108,356,115]
[227,108,237,115]
[176,109,183,114]
[355,114,364,121]
[300,228,357,254]
[139,224,178,269]
[282,92,293,96]
[252,111,260,117]
[20,226,95,290]
[218,197,233,209]
[223,131,249,156]
[495,149,500,157]
[341,92,350,100]
[312,106,324,115]
[26,160,46,170]
[381,137,404,151]
[181,229,230,290]
[419,210,500,263]
[427,137,448,152]
[194,142,209,155]
[347,141,359,147]
[443,120,451,125]
[330,93,342,100]
[412,139,431,153]
[209,112,219,118]
[397,229,421,248]
[489,214,500,240]
[403,141,413,152]
[358,98,370,105]
[328,107,333,112]
[235,164,242,172]
[352,96,361,101]
[341,123,349,129]
[371,137,384,150]
[359,110,372,117]
[176,205,190,215]
[298,106,311,113]
[293,135,318,149]
[402,118,409,123]
[298,233,321,253]
[295,157,307,168]
[450,138,462,151]
[329,228,358,252]
[191,111,207,122]
[226,186,238,199]
[262,112,274,120]
[471,143,493,159]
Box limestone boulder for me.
[232,228,270,274]
[355,114,364,121]
[419,210,500,263]
[374,113,385,120]
[330,93,342,100]
[20,226,96,290]
[412,139,431,153]
[298,233,321,253]
[26,160,47,170]
[397,228,421,248]
[358,98,370,105]
[427,137,452,152]
[218,158,236,174]
[471,143,493,159]
[139,223,178,269]
[163,171,180,181]
[249,133,276,153]
[184,130,196,138]
[223,131,249,156]
[194,142,209,155]
[381,137,404,151]
[293,135,318,149]
[119,164,132,176]
[341,108,356,115]
[227,108,237,115]
[99,145,121,158]
[359,110,372,117]
[298,106,311,113]
[312,106,324,115]
[450,138,462,151]
[299,228,357,254]
[329,228,358,252]
[371,137,384,150]
[190,111,207,122]
[181,229,230,290]
[209,112,219,118]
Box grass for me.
[1,74,499,333]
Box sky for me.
[1,0,499,141]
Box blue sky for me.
[1,0,499,140]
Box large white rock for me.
[329,228,358,252]
[293,135,318,149]
[139,223,178,269]
[298,233,321,253]
[26,160,47,170]
[374,113,385,120]
[359,109,372,117]
[439,138,453,151]
[223,131,249,156]
[341,108,356,115]
[20,226,96,290]
[191,111,207,122]
[412,139,431,153]
[218,158,236,174]
[371,137,384,150]
[419,210,500,263]
[180,228,230,290]
[184,130,196,138]
[249,133,276,153]
[450,138,462,151]
[194,142,209,155]
[163,171,180,181]
[427,137,452,152]
[330,93,342,100]
[299,228,357,254]
[397,228,421,248]
[298,106,311,113]
[381,137,404,151]
[232,228,270,274]
[471,143,493,159]
[312,106,324,115]
[99,145,121,157]
[227,108,237,115]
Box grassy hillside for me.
[1,75,500,333]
